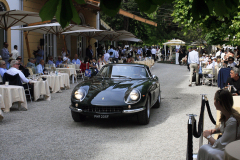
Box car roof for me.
[105,63,147,67]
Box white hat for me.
[63,57,68,61]
[203,53,205,55]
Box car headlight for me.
[74,88,86,101]
[125,89,141,104]
[129,90,139,101]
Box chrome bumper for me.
[69,105,82,113]
[122,107,145,114]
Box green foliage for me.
[172,0,240,45]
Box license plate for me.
[94,115,109,118]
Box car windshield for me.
[97,65,149,79]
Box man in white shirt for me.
[188,46,199,86]
[11,45,19,60]
[151,47,157,61]
[5,60,30,84]
[205,59,214,78]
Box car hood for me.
[75,78,148,106]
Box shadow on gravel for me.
[68,100,171,129]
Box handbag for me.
[84,62,91,77]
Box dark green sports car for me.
[69,63,161,125]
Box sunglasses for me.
[2,63,6,65]
[15,63,20,65]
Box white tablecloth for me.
[41,74,70,93]
[0,94,5,109]
[0,85,28,112]
[0,94,4,121]
[58,73,70,89]
[31,80,51,101]
[56,68,76,76]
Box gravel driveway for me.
[0,63,219,160]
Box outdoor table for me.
[224,140,240,160]
[41,73,70,93]
[0,85,28,112]
[56,68,77,83]
[0,94,5,110]
[31,80,51,101]
[0,94,5,120]
[58,73,70,89]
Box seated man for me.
[47,56,54,65]
[55,56,62,67]
[16,56,30,77]
[0,60,7,78]
[26,58,36,68]
[72,54,81,65]
[225,67,240,95]
[5,60,30,84]
[65,54,71,64]
[227,56,237,68]
[205,58,214,78]
[5,60,33,96]
[36,59,45,74]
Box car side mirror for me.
[152,75,158,80]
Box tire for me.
[71,111,86,122]
[153,91,161,108]
[138,97,150,125]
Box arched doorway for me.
[0,2,7,49]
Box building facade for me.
[0,0,99,64]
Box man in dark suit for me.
[86,45,93,60]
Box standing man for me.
[188,46,199,86]
[186,47,192,71]
[1,42,11,66]
[11,45,19,60]
[34,45,44,64]
[108,45,115,60]
[151,47,157,61]
[86,45,93,60]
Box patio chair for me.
[202,68,216,86]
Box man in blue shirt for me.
[1,42,11,65]
[36,59,45,74]
[72,54,81,65]
[55,56,63,67]
[26,58,36,68]
[48,56,54,65]
[34,46,44,64]
[0,60,7,78]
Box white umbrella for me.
[163,39,185,61]
[116,37,142,42]
[12,22,94,36]
[191,40,207,46]
[0,10,42,31]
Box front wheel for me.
[138,97,150,125]
[71,111,86,122]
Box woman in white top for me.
[197,90,240,160]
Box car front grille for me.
[81,106,123,113]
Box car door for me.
[146,67,158,105]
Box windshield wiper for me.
[112,75,132,79]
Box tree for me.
[171,0,240,45]
[40,0,240,29]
